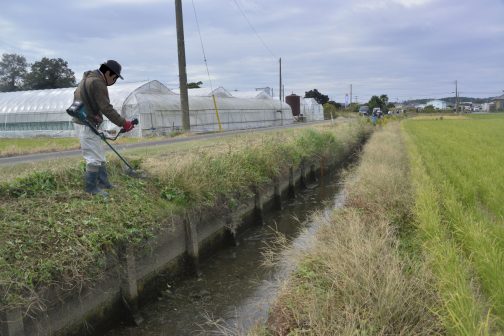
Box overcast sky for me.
[1,0,503,102]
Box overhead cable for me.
[231,0,276,59]
[191,0,223,131]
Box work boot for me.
[98,164,114,189]
[85,170,109,197]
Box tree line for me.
[304,88,395,112]
[0,53,76,92]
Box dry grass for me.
[263,123,443,335]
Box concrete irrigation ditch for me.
[0,123,371,336]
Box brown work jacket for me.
[73,70,125,128]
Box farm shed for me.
[0,81,293,138]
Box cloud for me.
[75,0,168,9]
[353,0,435,10]
[0,0,503,101]
[393,0,434,7]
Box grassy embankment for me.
[0,121,371,318]
[263,115,504,335]
[263,122,442,335]
[404,115,504,334]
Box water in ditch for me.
[104,170,346,336]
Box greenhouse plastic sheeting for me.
[0,80,293,138]
[0,81,171,137]
[301,98,324,121]
[171,86,233,98]
[230,90,273,99]
[125,95,293,136]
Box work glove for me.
[123,120,135,132]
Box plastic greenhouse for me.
[0,81,293,138]
[0,86,76,137]
[301,98,324,121]
[136,96,292,135]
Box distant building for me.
[472,104,482,112]
[482,102,496,112]
[492,94,504,110]
[426,99,448,109]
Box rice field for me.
[403,115,504,334]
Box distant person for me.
[371,110,378,125]
[73,60,135,195]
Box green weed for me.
[0,171,58,197]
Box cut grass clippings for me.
[0,121,371,318]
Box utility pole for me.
[279,57,282,102]
[455,80,459,113]
[175,0,190,130]
[350,84,353,105]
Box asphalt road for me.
[0,120,334,166]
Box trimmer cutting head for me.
[122,166,147,179]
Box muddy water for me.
[104,172,345,336]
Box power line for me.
[191,0,214,90]
[231,0,276,59]
[190,0,223,131]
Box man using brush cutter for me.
[72,60,136,196]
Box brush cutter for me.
[66,101,142,177]
[85,118,142,177]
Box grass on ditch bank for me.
[0,121,371,316]
[263,123,443,335]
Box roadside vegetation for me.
[0,121,371,317]
[0,137,79,157]
[0,134,178,158]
